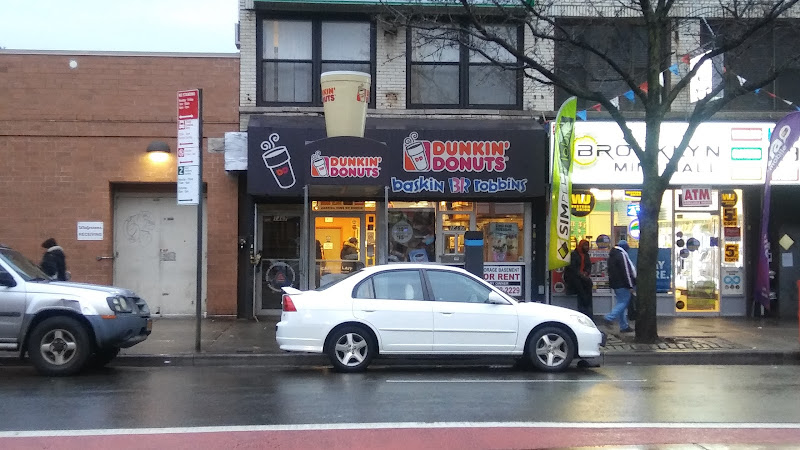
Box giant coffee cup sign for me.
[570,190,595,217]
[320,71,370,137]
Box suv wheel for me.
[28,316,91,376]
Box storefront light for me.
[146,141,171,163]
[589,188,612,201]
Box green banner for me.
[548,96,577,270]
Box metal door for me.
[257,211,303,313]
[113,194,207,316]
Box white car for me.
[276,264,604,372]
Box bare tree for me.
[383,0,800,343]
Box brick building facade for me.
[0,51,240,316]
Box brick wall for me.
[0,52,241,315]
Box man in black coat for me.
[604,240,636,332]
[40,237,68,281]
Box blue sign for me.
[627,248,671,293]
[627,203,640,217]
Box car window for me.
[426,270,492,303]
[354,270,425,301]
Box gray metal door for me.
[113,194,207,316]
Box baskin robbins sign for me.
[247,120,547,198]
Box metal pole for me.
[195,89,204,353]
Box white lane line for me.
[385,379,648,383]
[2,422,800,437]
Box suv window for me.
[426,270,492,303]
[0,248,49,281]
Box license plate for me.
[146,319,153,331]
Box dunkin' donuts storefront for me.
[242,115,549,314]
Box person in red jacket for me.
[565,239,593,318]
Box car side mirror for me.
[0,272,17,287]
[486,291,508,305]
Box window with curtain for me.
[260,18,373,105]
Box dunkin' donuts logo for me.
[402,132,510,173]
[321,86,370,103]
[310,151,382,178]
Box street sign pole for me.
[177,88,203,353]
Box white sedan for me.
[276,264,604,373]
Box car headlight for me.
[571,314,597,328]
[107,296,132,313]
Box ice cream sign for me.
[310,151,382,178]
[402,132,509,173]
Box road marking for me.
[3,422,800,438]
[385,378,648,383]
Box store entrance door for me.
[313,214,370,288]
[436,203,475,264]
[256,210,302,314]
[674,212,720,313]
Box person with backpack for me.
[604,239,636,333]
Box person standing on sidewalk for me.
[40,237,68,281]
[565,239,594,318]
[604,239,636,333]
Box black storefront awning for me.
[247,115,547,200]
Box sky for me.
[0,0,239,53]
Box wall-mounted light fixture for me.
[146,140,171,163]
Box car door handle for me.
[360,310,376,313]
[439,312,455,315]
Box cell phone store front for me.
[243,116,549,315]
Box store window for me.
[259,18,373,105]
[388,202,436,263]
[477,202,524,262]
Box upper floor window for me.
[702,20,800,111]
[408,24,522,109]
[555,20,660,111]
[259,18,373,105]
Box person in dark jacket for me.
[604,240,636,332]
[40,238,68,281]
[340,237,359,273]
[565,239,593,318]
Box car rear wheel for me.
[28,316,91,376]
[528,326,575,372]
[326,325,376,373]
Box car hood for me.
[26,280,136,297]
[516,301,585,320]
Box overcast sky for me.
[0,0,239,53]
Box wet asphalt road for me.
[1,364,799,432]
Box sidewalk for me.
[110,315,800,367]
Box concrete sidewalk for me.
[111,315,800,367]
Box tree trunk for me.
[635,179,664,343]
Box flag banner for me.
[755,111,800,309]
[548,97,577,270]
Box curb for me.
[2,351,798,369]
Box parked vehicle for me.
[0,245,152,376]
[277,264,604,372]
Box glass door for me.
[257,212,302,313]
[673,211,720,313]
[313,214,365,287]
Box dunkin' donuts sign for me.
[402,132,509,173]
[246,120,546,198]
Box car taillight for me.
[282,294,297,312]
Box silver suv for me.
[0,245,152,376]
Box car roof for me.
[359,263,471,275]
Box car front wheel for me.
[528,326,575,372]
[28,316,92,376]
[326,325,376,373]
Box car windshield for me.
[315,269,363,291]
[0,248,51,281]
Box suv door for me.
[0,262,26,346]
[426,269,518,353]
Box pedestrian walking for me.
[40,237,68,281]
[604,239,636,332]
[565,239,594,318]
